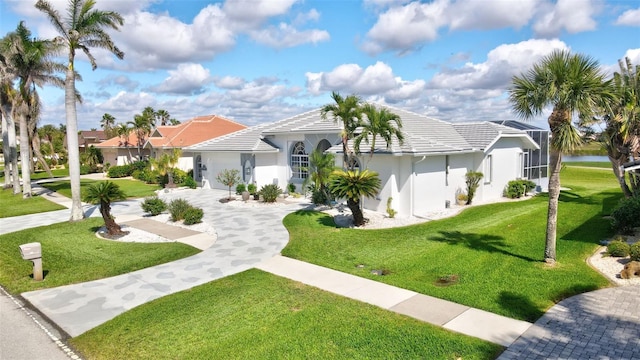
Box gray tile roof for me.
[186,105,535,155]
[186,122,279,153]
[490,120,545,131]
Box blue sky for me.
[1,0,639,130]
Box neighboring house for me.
[145,115,247,173]
[187,106,538,218]
[491,120,550,191]
[97,115,246,169]
[96,132,149,167]
[64,130,107,153]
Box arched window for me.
[316,139,332,152]
[291,141,309,179]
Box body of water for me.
[563,155,609,162]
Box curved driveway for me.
[21,188,309,337]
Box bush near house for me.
[464,171,483,205]
[504,179,537,199]
[141,197,167,216]
[107,164,133,178]
[183,207,203,225]
[607,238,630,257]
[260,184,282,203]
[236,183,247,194]
[610,196,640,234]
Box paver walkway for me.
[3,183,640,358]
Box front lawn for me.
[72,269,502,360]
[0,188,66,218]
[282,166,619,322]
[0,218,200,294]
[40,178,161,199]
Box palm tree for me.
[115,123,133,162]
[355,104,404,166]
[2,21,64,197]
[128,113,152,160]
[302,150,336,204]
[320,91,362,170]
[601,57,640,198]
[101,113,116,137]
[509,50,613,264]
[83,181,127,236]
[328,169,381,226]
[155,109,170,126]
[151,148,181,187]
[36,0,125,221]
[0,68,20,192]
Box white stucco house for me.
[186,106,539,218]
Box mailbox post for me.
[19,242,43,281]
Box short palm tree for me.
[509,50,613,264]
[36,0,125,221]
[83,181,127,236]
[101,113,116,137]
[328,169,381,226]
[302,150,336,204]
[151,148,181,187]
[320,92,362,170]
[355,104,404,165]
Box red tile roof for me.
[97,115,247,149]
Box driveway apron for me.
[21,189,309,337]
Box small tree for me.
[328,169,381,226]
[216,169,241,200]
[83,181,127,236]
[465,171,483,205]
[151,148,181,187]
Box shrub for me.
[183,207,204,225]
[130,160,149,172]
[171,168,188,185]
[247,183,257,195]
[607,238,630,257]
[260,184,281,203]
[80,165,91,175]
[465,171,483,205]
[168,198,192,222]
[504,179,537,199]
[611,196,640,234]
[183,176,197,189]
[107,164,133,178]
[311,188,328,205]
[386,197,397,218]
[287,183,296,194]
[141,197,167,216]
[630,242,640,261]
[236,183,247,194]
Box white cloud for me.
[149,63,212,95]
[615,8,640,26]
[250,23,330,48]
[448,0,538,30]
[96,75,140,92]
[532,0,600,37]
[223,0,298,28]
[429,39,570,89]
[214,76,246,89]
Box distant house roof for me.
[77,130,107,148]
[97,115,246,150]
[187,106,538,155]
[489,120,546,131]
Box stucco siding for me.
[200,152,241,190]
[412,156,447,215]
[481,138,524,200]
[254,153,279,188]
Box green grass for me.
[0,167,69,181]
[564,161,610,169]
[0,188,66,218]
[72,269,502,360]
[40,178,161,199]
[0,218,200,294]
[568,141,607,156]
[281,167,620,322]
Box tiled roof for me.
[96,133,142,148]
[262,108,342,135]
[97,115,246,149]
[186,122,279,153]
[453,122,537,150]
[490,120,545,131]
[78,130,107,141]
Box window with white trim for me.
[291,142,309,179]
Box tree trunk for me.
[18,112,31,198]
[100,200,124,236]
[65,57,84,221]
[3,108,21,194]
[545,150,562,264]
[1,112,11,188]
[608,154,633,198]
[347,198,365,226]
[29,120,52,177]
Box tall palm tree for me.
[509,50,613,264]
[128,113,152,160]
[36,0,124,221]
[155,109,170,126]
[328,169,381,226]
[320,91,362,170]
[355,104,404,166]
[2,21,64,197]
[601,57,640,198]
[101,113,116,137]
[0,67,20,192]
[83,181,127,236]
[115,122,133,162]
